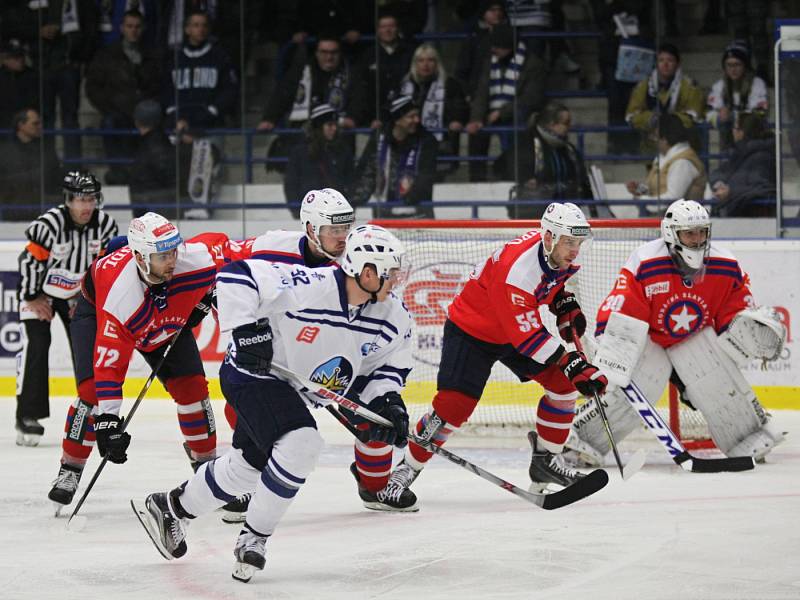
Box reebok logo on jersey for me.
[645,281,670,298]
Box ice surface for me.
[2,397,798,600]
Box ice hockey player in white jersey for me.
[132,224,414,583]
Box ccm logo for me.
[239,333,271,345]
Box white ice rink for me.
[3,396,799,600]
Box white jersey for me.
[248,230,337,268]
[216,260,413,408]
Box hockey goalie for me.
[567,199,786,465]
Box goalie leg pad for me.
[571,338,671,456]
[667,326,784,457]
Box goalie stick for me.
[621,381,755,472]
[573,330,646,480]
[271,363,609,510]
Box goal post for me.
[372,218,710,444]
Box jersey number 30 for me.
[515,311,541,332]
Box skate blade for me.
[130,499,174,561]
[16,432,41,447]
[220,511,248,524]
[232,562,256,583]
[362,500,420,513]
[622,449,647,481]
[53,503,66,517]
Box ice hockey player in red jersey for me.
[47,212,250,513]
[567,199,786,465]
[381,202,609,509]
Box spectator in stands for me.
[128,100,179,219]
[0,40,38,132]
[398,43,469,181]
[2,0,99,162]
[589,0,653,155]
[162,10,238,133]
[506,0,580,73]
[626,43,705,155]
[727,0,770,82]
[709,112,775,217]
[287,0,365,56]
[367,0,429,40]
[626,113,708,211]
[86,10,161,185]
[364,11,416,127]
[97,0,158,48]
[283,104,355,218]
[498,103,594,218]
[455,0,508,103]
[0,108,62,221]
[351,96,438,218]
[706,40,768,151]
[465,22,547,182]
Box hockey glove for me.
[231,319,273,376]
[186,288,217,329]
[368,392,409,448]
[549,289,586,343]
[559,351,608,397]
[94,414,132,464]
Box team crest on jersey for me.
[662,299,704,338]
[309,357,353,393]
[361,341,380,356]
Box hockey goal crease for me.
[372,219,713,448]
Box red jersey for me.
[448,230,578,364]
[595,239,752,348]
[90,232,249,413]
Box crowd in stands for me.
[0,0,783,221]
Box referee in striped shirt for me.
[15,171,118,446]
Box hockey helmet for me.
[341,224,406,282]
[540,202,592,261]
[127,212,183,276]
[62,171,103,207]
[661,199,711,277]
[300,188,355,259]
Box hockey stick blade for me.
[414,436,609,510]
[673,451,755,473]
[130,499,174,561]
[622,449,647,480]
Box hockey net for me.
[373,219,711,445]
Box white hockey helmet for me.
[341,224,406,282]
[127,212,183,275]
[300,188,355,259]
[661,199,711,276]
[540,202,592,261]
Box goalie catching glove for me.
[94,414,132,464]
[558,351,608,397]
[549,289,586,343]
[367,392,409,448]
[231,319,273,376]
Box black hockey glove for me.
[94,414,132,464]
[368,392,409,448]
[231,319,273,376]
[558,351,608,397]
[186,288,217,329]
[549,289,586,343]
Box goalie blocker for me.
[569,311,785,464]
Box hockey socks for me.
[407,390,476,468]
[535,392,578,453]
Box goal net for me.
[373,219,710,444]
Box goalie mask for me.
[540,202,592,266]
[661,199,711,280]
[127,212,183,278]
[299,188,355,260]
[342,225,408,298]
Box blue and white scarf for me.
[489,41,526,111]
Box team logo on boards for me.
[309,357,353,393]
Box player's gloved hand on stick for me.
[368,392,409,448]
[558,350,608,397]
[186,287,217,328]
[549,289,586,343]
[94,414,132,464]
[231,319,273,376]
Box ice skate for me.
[220,493,251,524]
[232,525,268,583]
[528,431,587,492]
[131,490,189,560]
[15,417,44,447]
[350,461,419,512]
[48,463,83,516]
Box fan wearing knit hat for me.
[706,40,768,149]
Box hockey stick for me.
[621,381,755,472]
[573,331,645,480]
[270,363,609,510]
[67,327,185,528]
[325,405,370,443]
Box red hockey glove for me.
[558,351,608,397]
[549,289,586,343]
